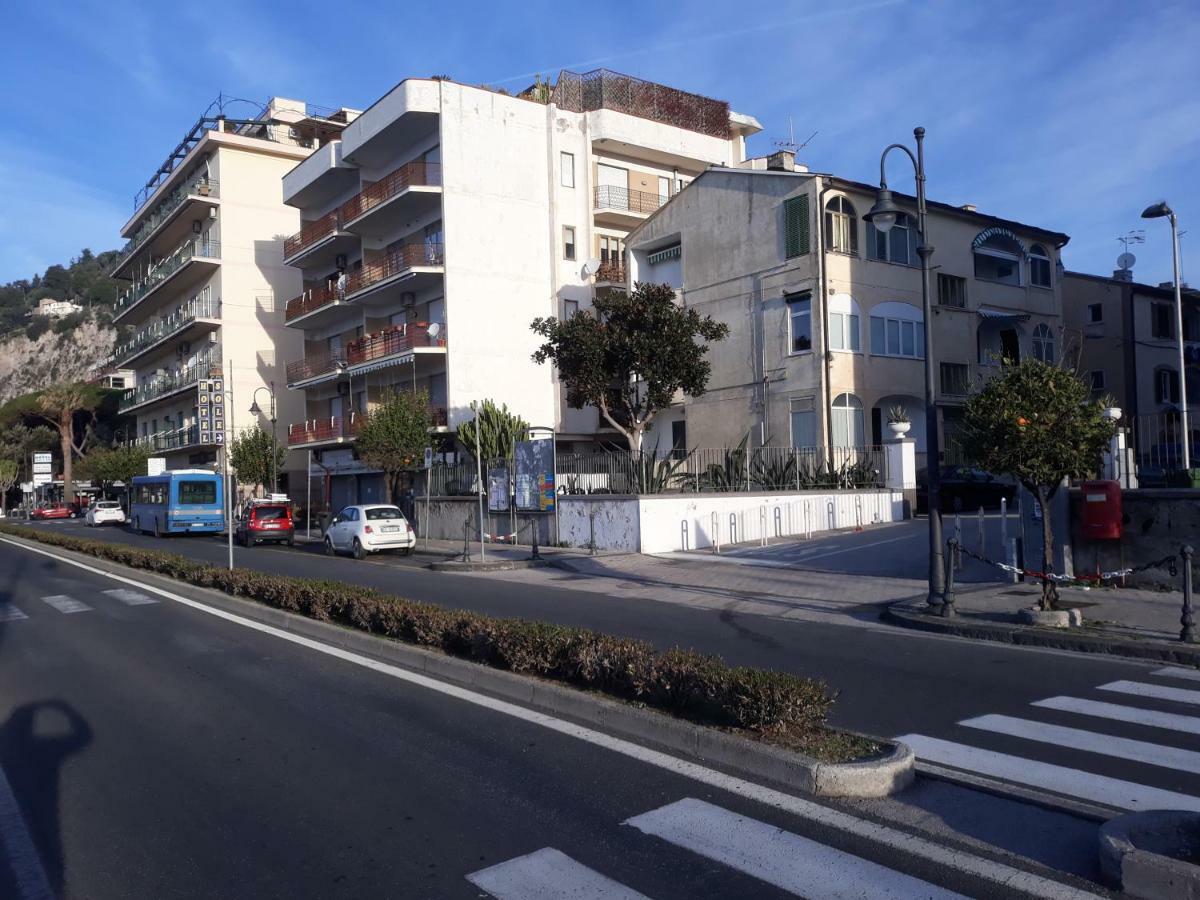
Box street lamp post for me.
[1141,201,1191,472]
[864,127,945,610]
[249,382,279,494]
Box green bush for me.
[0,524,833,734]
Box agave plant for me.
[698,432,750,492]
[750,447,798,490]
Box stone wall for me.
[1069,488,1198,590]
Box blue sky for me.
[1,0,1197,285]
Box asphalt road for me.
[0,539,1099,899]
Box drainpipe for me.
[816,179,834,459]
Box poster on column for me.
[514,438,555,512]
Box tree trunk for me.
[60,409,75,505]
[1037,484,1058,611]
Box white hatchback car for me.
[324,504,416,559]
[86,500,127,527]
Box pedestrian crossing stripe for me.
[1100,679,1200,706]
[1151,666,1200,682]
[468,847,650,900]
[103,589,158,606]
[0,604,27,622]
[1034,695,1200,736]
[40,595,91,614]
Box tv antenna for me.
[1118,230,1145,254]
[773,116,817,154]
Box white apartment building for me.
[33,298,83,318]
[280,69,759,508]
[110,98,356,484]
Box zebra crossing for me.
[0,589,159,623]
[898,665,1200,814]
[468,797,974,900]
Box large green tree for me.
[531,283,729,452]
[77,444,150,496]
[229,426,287,496]
[457,399,529,463]
[0,459,17,514]
[355,390,432,503]
[962,360,1114,610]
[0,423,57,483]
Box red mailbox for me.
[1081,480,1122,540]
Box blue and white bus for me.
[130,470,225,536]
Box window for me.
[1152,302,1174,339]
[940,362,971,396]
[869,302,924,359]
[658,176,671,203]
[563,226,576,261]
[1088,302,1103,324]
[1090,371,1105,392]
[787,293,812,353]
[365,507,404,520]
[973,231,1024,285]
[824,196,857,254]
[783,194,810,259]
[562,299,579,319]
[1032,324,1055,364]
[866,213,920,266]
[560,151,574,188]
[179,480,217,505]
[1188,368,1200,404]
[599,235,624,266]
[827,293,860,352]
[790,397,816,449]
[831,393,865,447]
[937,273,967,308]
[671,420,687,459]
[1156,367,1181,405]
[1186,313,1200,343]
[1029,244,1052,288]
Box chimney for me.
[766,150,795,172]
[959,203,977,213]
[1113,269,1133,283]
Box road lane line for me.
[1034,696,1200,736]
[467,848,651,899]
[40,594,91,614]
[1099,680,1200,706]
[625,798,968,899]
[0,535,1104,900]
[961,713,1200,774]
[898,733,1200,812]
[0,763,55,900]
[0,604,28,622]
[1152,666,1200,682]
[103,588,158,606]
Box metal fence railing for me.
[1131,407,1199,483]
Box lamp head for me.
[1141,201,1173,220]
[249,400,262,416]
[865,188,901,233]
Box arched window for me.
[1156,367,1181,405]
[831,393,865,447]
[824,196,858,254]
[973,231,1024,286]
[827,293,861,352]
[866,213,920,266]
[1029,244,1052,288]
[1032,324,1055,364]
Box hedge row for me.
[0,524,834,734]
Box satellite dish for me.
[581,258,601,277]
[426,322,441,340]
[1117,252,1136,270]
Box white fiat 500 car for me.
[86,500,127,527]
[324,504,416,559]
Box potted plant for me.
[886,405,911,438]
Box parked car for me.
[85,500,126,527]
[234,500,295,547]
[323,504,415,559]
[30,502,72,520]
[916,466,1016,513]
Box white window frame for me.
[830,393,865,448]
[789,397,817,449]
[1029,244,1052,289]
[824,196,857,255]
[827,292,861,352]
[867,214,919,266]
[868,302,924,360]
[562,299,579,319]
[563,225,576,261]
[1032,323,1055,364]
[1087,302,1103,323]
[788,294,813,355]
[560,151,575,188]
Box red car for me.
[31,502,73,520]
[234,501,295,547]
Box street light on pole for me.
[1141,200,1191,472]
[864,126,946,611]
[249,382,279,494]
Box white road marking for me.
[103,588,158,606]
[1034,696,1200,736]
[1100,679,1200,706]
[625,797,968,899]
[899,733,1200,813]
[0,535,1105,900]
[467,848,651,900]
[0,763,55,900]
[0,604,28,622]
[1152,666,1200,682]
[961,713,1200,774]
[40,594,91,614]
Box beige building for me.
[626,152,1069,468]
[110,98,354,485]
[278,69,759,508]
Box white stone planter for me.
[887,422,911,439]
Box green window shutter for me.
[784,194,810,259]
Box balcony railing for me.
[595,262,627,283]
[340,161,442,224]
[593,185,666,216]
[120,347,222,410]
[284,284,339,323]
[117,175,219,271]
[552,68,731,139]
[344,242,444,296]
[284,210,341,260]
[346,322,445,365]
[111,290,219,365]
[286,350,341,385]
[115,237,221,315]
[287,412,362,446]
[135,424,206,452]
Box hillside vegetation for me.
[0,248,122,338]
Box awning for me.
[647,244,681,264]
[350,352,415,376]
[977,307,1030,323]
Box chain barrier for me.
[954,542,1178,589]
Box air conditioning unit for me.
[335,254,348,270]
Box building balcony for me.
[341,161,442,238]
[133,424,219,453]
[120,347,222,413]
[282,209,357,270]
[283,283,347,328]
[111,292,220,368]
[283,140,360,210]
[113,176,219,279]
[286,350,342,388]
[593,185,666,226]
[344,242,444,305]
[287,413,363,448]
[114,237,221,325]
[594,262,627,286]
[285,322,446,388]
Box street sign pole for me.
[474,414,485,562]
[423,446,433,553]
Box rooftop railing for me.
[553,68,730,139]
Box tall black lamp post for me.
[863,127,946,610]
[249,383,279,494]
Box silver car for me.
[324,504,416,559]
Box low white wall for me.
[558,496,640,553]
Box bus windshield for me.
[179,480,217,505]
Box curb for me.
[2,532,912,799]
[1099,811,1200,899]
[883,602,1200,665]
[429,557,550,572]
